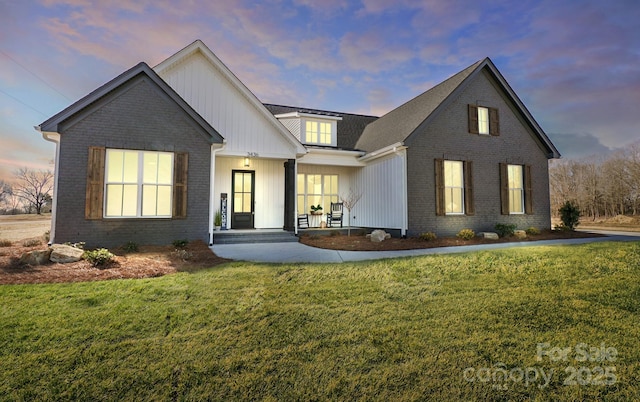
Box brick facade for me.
[406,70,552,237]
[54,75,213,248]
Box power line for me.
[0,49,72,101]
[0,88,48,117]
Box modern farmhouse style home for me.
[37,40,560,248]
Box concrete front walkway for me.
[211,231,640,263]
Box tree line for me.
[0,168,53,215]
[549,141,640,219]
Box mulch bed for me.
[0,240,230,285]
[0,230,607,285]
[299,230,605,251]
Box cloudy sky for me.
[1,0,638,180]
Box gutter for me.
[358,142,407,163]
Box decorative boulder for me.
[478,232,499,240]
[514,230,527,239]
[50,244,84,263]
[369,229,391,243]
[19,249,52,266]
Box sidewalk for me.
[211,231,640,263]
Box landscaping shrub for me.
[559,200,581,230]
[525,226,540,235]
[456,228,475,240]
[44,230,50,242]
[172,239,189,249]
[494,223,517,238]
[419,231,437,241]
[0,239,12,247]
[123,241,139,253]
[22,239,42,247]
[83,248,115,267]
[172,248,193,261]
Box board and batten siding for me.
[351,152,407,232]
[157,52,298,158]
[214,156,285,229]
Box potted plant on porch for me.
[214,209,222,230]
[310,205,323,215]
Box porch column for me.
[283,159,296,231]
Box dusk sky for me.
[1,0,638,181]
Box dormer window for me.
[305,121,332,145]
[274,111,341,147]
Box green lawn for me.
[1,242,639,401]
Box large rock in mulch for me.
[514,230,527,239]
[50,244,84,263]
[19,249,52,266]
[478,232,499,240]
[367,229,391,243]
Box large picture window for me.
[297,173,338,214]
[104,149,174,218]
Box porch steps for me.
[213,230,298,244]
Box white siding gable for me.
[156,46,304,159]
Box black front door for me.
[232,170,254,229]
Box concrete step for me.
[213,230,298,244]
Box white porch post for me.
[209,144,224,245]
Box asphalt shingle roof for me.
[263,104,378,150]
[355,59,483,152]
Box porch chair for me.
[326,202,344,228]
[298,214,310,229]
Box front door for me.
[232,170,254,229]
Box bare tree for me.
[0,180,11,204]
[12,168,53,215]
[340,188,362,236]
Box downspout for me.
[209,143,225,245]
[294,158,299,235]
[37,129,60,245]
[400,148,408,237]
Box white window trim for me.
[508,164,525,215]
[444,160,465,215]
[104,149,174,219]
[478,106,489,135]
[297,173,339,216]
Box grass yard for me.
[1,241,639,400]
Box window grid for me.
[104,149,174,218]
[297,174,339,215]
[305,121,332,145]
[508,164,524,214]
[444,160,464,214]
[478,107,489,134]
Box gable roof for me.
[356,58,561,159]
[37,62,224,143]
[154,40,306,156]
[263,104,378,150]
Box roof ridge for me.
[263,103,379,118]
